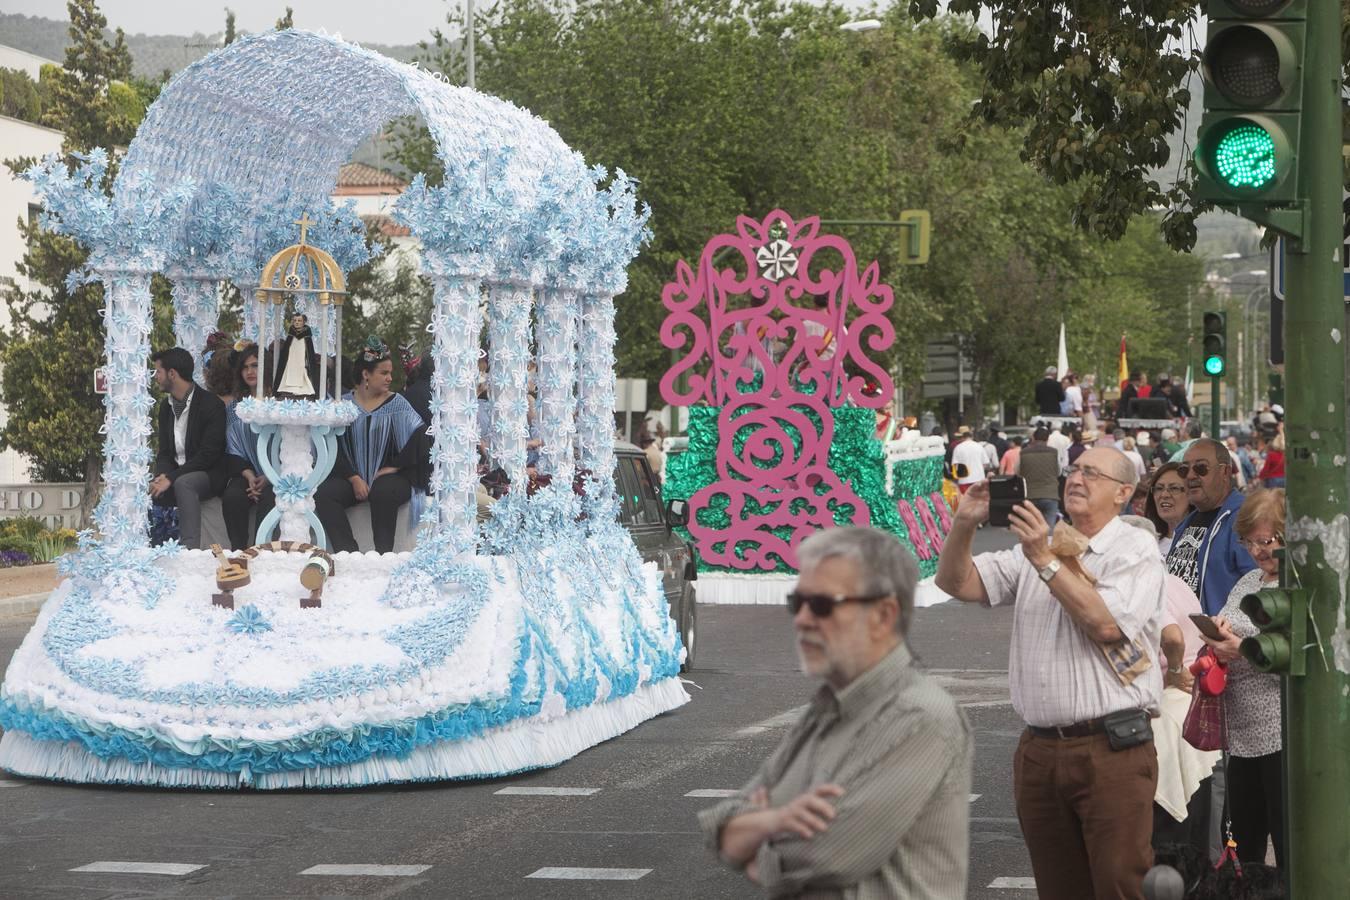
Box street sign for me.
[920,336,972,401]
[1271,192,1350,301]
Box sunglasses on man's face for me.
[786,590,889,618]
[1176,461,1225,479]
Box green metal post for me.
[1282,1,1349,894]
[1210,375,1221,438]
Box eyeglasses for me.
[1063,464,1127,484]
[1176,461,1226,478]
[1239,535,1283,550]
[1152,484,1188,496]
[787,590,889,617]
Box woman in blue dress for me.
[221,341,276,550]
[316,337,428,552]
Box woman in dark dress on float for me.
[316,337,427,552]
[221,342,276,550]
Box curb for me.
[0,592,50,618]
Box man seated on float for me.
[221,341,276,550]
[149,347,227,550]
[315,337,428,553]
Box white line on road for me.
[70,862,205,876]
[300,864,431,876]
[685,789,740,798]
[494,786,601,796]
[0,780,25,787]
[735,705,806,736]
[988,876,1037,889]
[968,794,981,802]
[526,867,651,880]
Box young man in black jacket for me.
[150,347,227,549]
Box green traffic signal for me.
[1213,124,1277,189]
[1202,311,1227,378]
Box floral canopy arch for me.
[29,29,650,557]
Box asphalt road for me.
[0,529,1036,899]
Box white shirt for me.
[1046,431,1072,472]
[973,516,1166,727]
[171,388,194,467]
[1065,384,1083,414]
[1123,448,1147,481]
[951,439,988,486]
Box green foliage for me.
[2,515,48,541]
[276,7,294,31]
[390,0,1210,418]
[0,67,43,123]
[0,0,169,486]
[224,9,238,46]
[340,228,434,392]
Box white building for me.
[332,162,418,274]
[0,44,57,79]
[0,114,65,484]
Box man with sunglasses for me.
[1164,438,1255,617]
[935,447,1166,900]
[699,528,972,898]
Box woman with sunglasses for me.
[1144,462,1190,556]
[1197,488,1286,869]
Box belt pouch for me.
[1102,708,1152,751]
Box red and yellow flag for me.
[1118,333,1129,393]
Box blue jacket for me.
[1168,491,1256,615]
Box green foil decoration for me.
[665,405,942,578]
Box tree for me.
[276,7,294,30]
[0,0,167,508]
[0,67,42,123]
[224,8,237,46]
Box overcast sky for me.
[2,0,891,46]
[3,0,463,45]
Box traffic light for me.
[1194,1,1307,214]
[1240,587,1307,675]
[1202,311,1228,377]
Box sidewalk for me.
[0,563,60,618]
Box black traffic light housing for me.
[1202,311,1228,377]
[1240,586,1307,675]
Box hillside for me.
[0,12,420,78]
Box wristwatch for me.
[1037,559,1062,584]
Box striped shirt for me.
[698,643,972,899]
[973,515,1166,728]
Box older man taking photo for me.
[936,447,1166,900]
[700,527,972,898]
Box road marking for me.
[685,789,740,798]
[988,876,1037,889]
[494,786,600,796]
[526,867,651,881]
[70,862,205,876]
[969,794,981,802]
[0,780,25,787]
[736,705,806,736]
[300,865,431,877]
[960,699,1015,708]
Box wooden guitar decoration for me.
[209,541,336,609]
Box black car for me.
[613,442,698,672]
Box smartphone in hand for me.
[988,475,1027,528]
[1189,613,1223,641]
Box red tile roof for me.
[361,214,412,238]
[336,162,407,191]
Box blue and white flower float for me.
[0,30,685,789]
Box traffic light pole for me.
[1282,1,1349,894]
[1210,374,1220,438]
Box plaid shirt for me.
[973,516,1166,728]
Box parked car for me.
[614,442,698,671]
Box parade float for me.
[0,30,687,789]
[658,212,952,604]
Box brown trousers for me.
[1013,729,1158,900]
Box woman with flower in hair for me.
[315,336,427,552]
[220,341,275,550]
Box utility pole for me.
[466,0,476,90]
[1278,3,1349,892]
[1194,3,1349,893]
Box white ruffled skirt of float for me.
[0,676,689,789]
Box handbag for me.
[1182,647,1228,751]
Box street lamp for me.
[840,19,882,32]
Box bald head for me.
[1083,446,1138,487]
